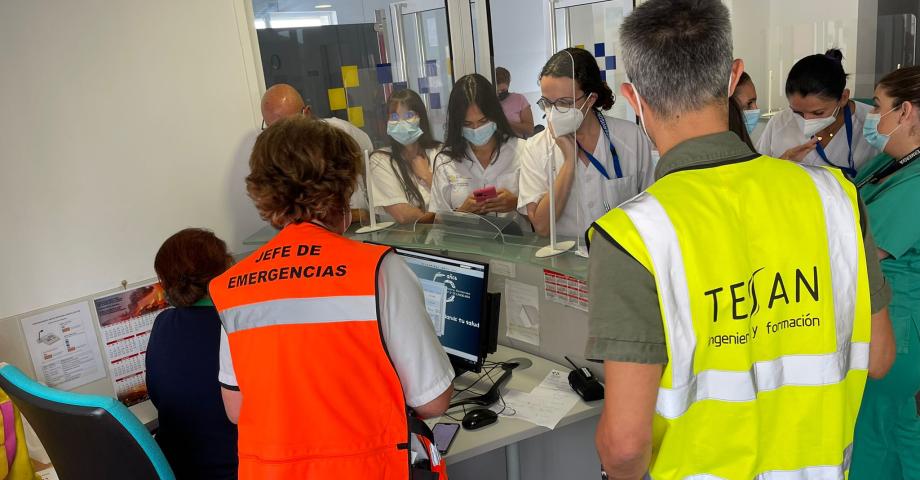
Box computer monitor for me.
[390,247,493,373]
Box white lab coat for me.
[756,102,879,172]
[517,114,655,239]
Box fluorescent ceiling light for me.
[315,4,332,7]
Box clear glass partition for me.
[551,0,635,121]
[243,220,588,279]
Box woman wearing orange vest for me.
[210,117,454,479]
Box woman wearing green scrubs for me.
[851,66,920,479]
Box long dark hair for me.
[377,89,439,208]
[539,47,615,111]
[440,74,516,165]
[786,49,848,100]
[728,98,755,152]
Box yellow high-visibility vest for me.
[589,155,871,479]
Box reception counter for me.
[243,222,599,377]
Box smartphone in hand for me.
[473,186,497,203]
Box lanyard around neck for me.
[576,111,623,180]
[813,104,855,178]
[856,145,920,189]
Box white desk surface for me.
[428,345,603,464]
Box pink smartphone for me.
[473,186,497,203]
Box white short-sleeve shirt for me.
[218,252,455,409]
[368,147,440,214]
[322,117,374,211]
[756,101,879,171]
[429,137,526,225]
[517,114,655,238]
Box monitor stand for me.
[449,362,519,409]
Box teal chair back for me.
[0,363,175,479]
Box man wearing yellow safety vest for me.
[586,1,897,479]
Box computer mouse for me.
[461,408,498,430]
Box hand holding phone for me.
[473,186,497,203]
[432,422,461,454]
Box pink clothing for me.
[500,92,530,123]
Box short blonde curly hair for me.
[246,116,360,228]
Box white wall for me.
[729,0,865,113]
[490,0,550,127]
[0,0,265,320]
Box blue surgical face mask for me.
[743,109,761,134]
[863,106,902,151]
[462,121,497,146]
[387,119,423,145]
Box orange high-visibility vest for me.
[210,222,439,479]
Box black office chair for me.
[0,363,175,480]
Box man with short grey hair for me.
[586,0,895,478]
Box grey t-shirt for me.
[585,132,892,364]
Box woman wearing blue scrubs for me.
[851,66,920,479]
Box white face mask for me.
[547,96,590,137]
[798,105,840,138]
[630,83,654,147]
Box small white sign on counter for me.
[489,259,516,278]
[504,279,540,346]
[20,302,106,391]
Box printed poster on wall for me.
[543,269,589,312]
[19,302,106,391]
[93,283,169,406]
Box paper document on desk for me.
[495,369,579,429]
[504,280,540,345]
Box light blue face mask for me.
[863,106,902,151]
[462,121,497,146]
[743,109,761,134]
[387,119,424,145]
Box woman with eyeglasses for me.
[369,89,440,224]
[518,48,655,240]
[429,74,527,228]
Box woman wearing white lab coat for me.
[757,49,879,176]
[430,73,527,230]
[369,88,441,224]
[518,48,655,239]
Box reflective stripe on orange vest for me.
[210,222,411,480]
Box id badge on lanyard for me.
[577,111,623,180]
[814,104,856,178]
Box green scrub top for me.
[855,152,920,352]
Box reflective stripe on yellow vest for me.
[589,156,871,479]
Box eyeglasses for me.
[537,94,587,113]
[389,111,419,122]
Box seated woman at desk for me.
[518,48,655,239]
[430,73,528,229]
[146,228,238,479]
[369,89,441,224]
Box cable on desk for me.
[444,361,517,421]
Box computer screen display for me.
[392,248,489,369]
